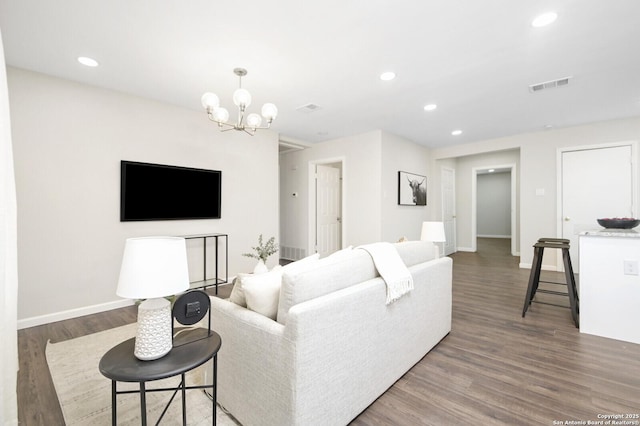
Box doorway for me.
[472,164,517,255]
[308,159,345,257]
[441,167,457,256]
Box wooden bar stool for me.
[522,238,579,327]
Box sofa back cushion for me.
[276,240,434,324]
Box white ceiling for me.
[1,0,639,148]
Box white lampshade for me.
[201,92,219,110]
[261,103,278,120]
[212,107,230,123]
[233,88,252,108]
[246,113,262,128]
[420,221,446,243]
[117,236,190,360]
[117,236,190,299]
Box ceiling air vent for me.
[296,103,322,113]
[529,76,572,93]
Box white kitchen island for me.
[579,229,640,344]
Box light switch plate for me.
[623,260,639,276]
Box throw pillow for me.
[228,272,252,307]
[243,265,283,320]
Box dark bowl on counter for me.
[597,218,640,229]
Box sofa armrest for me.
[209,297,296,426]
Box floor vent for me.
[529,76,572,93]
[281,246,306,261]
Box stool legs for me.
[522,240,579,328]
[562,248,579,328]
[522,246,544,317]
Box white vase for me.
[253,259,268,274]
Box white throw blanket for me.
[358,242,414,304]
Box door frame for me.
[441,166,457,255]
[471,163,517,255]
[556,140,638,270]
[308,157,346,256]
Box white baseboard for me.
[17,282,236,330]
[456,247,475,252]
[477,235,511,239]
[17,298,135,330]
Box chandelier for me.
[201,68,278,136]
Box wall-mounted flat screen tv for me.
[120,161,221,221]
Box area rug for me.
[46,323,238,425]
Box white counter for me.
[579,229,640,344]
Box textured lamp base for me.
[134,297,173,361]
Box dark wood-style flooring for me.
[17,238,640,425]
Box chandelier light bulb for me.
[212,107,229,123]
[261,103,278,120]
[233,88,252,108]
[246,113,263,128]
[202,68,276,135]
[201,92,220,110]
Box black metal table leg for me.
[139,381,147,426]
[214,354,218,426]
[182,373,187,425]
[111,381,117,426]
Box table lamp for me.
[420,221,446,258]
[117,236,190,360]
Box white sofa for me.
[209,241,452,426]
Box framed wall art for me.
[398,171,426,206]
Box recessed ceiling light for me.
[451,129,463,136]
[488,169,495,173]
[544,124,554,129]
[423,104,437,111]
[531,12,557,28]
[77,56,99,67]
[379,71,396,81]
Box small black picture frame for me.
[398,171,427,206]
[172,290,211,347]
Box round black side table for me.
[99,329,221,426]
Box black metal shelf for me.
[182,233,228,295]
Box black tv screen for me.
[120,161,221,221]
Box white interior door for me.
[441,167,456,255]
[316,164,342,257]
[561,144,635,269]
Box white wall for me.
[380,131,431,242]
[279,130,382,254]
[279,130,433,256]
[477,172,511,237]
[433,117,640,268]
[9,68,279,327]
